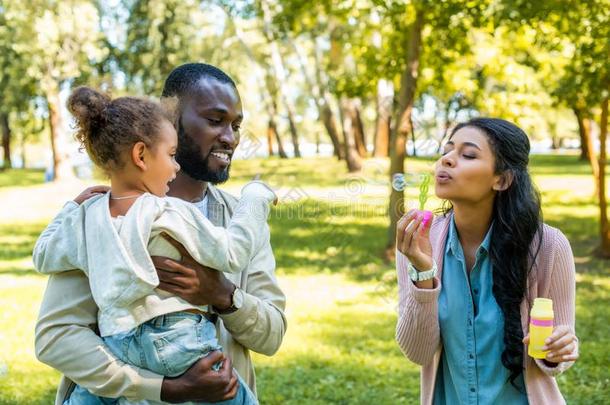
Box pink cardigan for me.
[396,214,577,405]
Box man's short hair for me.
[161,63,236,98]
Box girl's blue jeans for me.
[64,312,257,405]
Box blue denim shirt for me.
[433,215,528,404]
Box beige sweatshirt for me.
[35,184,287,403]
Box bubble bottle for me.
[528,298,554,359]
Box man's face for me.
[176,78,243,184]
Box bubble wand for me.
[418,173,433,227]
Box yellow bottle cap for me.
[533,298,553,311]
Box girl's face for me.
[435,126,503,205]
[143,120,180,197]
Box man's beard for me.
[176,123,231,185]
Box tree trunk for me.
[386,8,424,257]
[374,79,392,158]
[352,99,367,157]
[574,108,600,196]
[21,134,27,168]
[285,104,301,158]
[574,107,592,161]
[47,89,74,181]
[340,98,363,172]
[320,103,344,159]
[1,113,11,169]
[261,0,301,158]
[410,114,417,157]
[597,96,609,257]
[290,38,343,160]
[267,121,275,156]
[269,115,287,159]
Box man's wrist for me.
[161,377,181,403]
[213,284,237,313]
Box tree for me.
[498,0,610,257]
[0,3,39,169]
[7,0,106,180]
[384,0,490,256]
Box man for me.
[35,63,287,404]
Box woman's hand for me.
[396,209,433,271]
[523,325,579,364]
[73,185,110,205]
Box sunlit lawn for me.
[0,154,608,404]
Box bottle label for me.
[531,319,553,327]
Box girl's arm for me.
[32,201,88,274]
[152,182,276,274]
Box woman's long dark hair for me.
[445,118,543,386]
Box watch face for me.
[233,288,244,309]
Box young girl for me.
[395,118,578,404]
[33,87,276,405]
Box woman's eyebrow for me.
[463,141,482,150]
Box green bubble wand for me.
[418,173,433,226]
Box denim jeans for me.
[64,312,257,405]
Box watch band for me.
[408,260,438,282]
[214,286,241,314]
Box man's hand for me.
[73,185,110,205]
[151,233,235,309]
[160,351,238,403]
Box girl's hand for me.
[522,325,579,364]
[73,185,110,205]
[396,209,433,271]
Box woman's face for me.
[435,126,502,205]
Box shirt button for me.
[470,388,476,393]
[468,319,472,326]
[469,354,474,359]
[473,288,479,295]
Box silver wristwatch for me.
[407,260,438,282]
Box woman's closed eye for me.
[207,117,222,125]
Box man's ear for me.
[493,170,514,192]
[131,142,148,171]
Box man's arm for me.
[218,240,287,356]
[155,233,287,356]
[35,270,163,401]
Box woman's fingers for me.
[546,341,576,359]
[543,331,574,352]
[403,212,423,253]
[396,210,416,250]
[546,348,578,363]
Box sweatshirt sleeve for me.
[35,270,163,401]
[32,201,88,274]
[395,250,442,365]
[153,181,276,274]
[533,230,577,377]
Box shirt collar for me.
[446,213,493,258]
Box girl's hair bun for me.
[67,86,111,141]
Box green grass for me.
[0,155,608,404]
[0,168,45,188]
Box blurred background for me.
[0,0,608,404]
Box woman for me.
[395,118,578,404]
